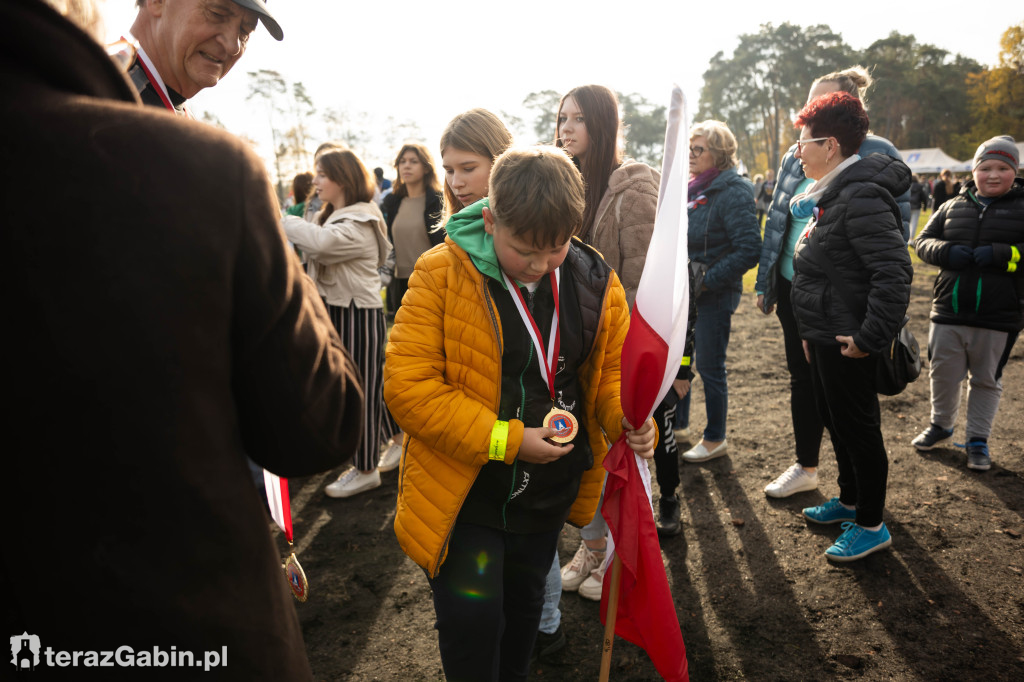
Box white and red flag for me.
[599,84,690,682]
[263,470,293,542]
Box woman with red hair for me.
[789,92,912,562]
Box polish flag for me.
[263,470,293,542]
[599,85,690,682]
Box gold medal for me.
[284,552,309,602]
[544,408,578,444]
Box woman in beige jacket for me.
[283,149,394,498]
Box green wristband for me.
[489,420,509,462]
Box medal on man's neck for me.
[500,269,578,444]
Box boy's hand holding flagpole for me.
[598,84,691,682]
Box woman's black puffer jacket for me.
[791,153,913,353]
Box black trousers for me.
[652,397,681,498]
[776,277,825,467]
[808,343,888,527]
[426,522,560,682]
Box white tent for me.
[899,148,967,174]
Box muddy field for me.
[276,258,1024,681]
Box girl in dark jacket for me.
[380,143,445,318]
[379,143,445,472]
[790,92,912,562]
[912,136,1024,472]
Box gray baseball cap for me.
[234,0,283,41]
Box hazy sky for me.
[102,1,1014,171]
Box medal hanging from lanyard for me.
[262,471,309,602]
[501,269,578,444]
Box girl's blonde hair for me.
[691,120,739,171]
[438,109,513,224]
[813,65,874,109]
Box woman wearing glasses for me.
[677,121,761,464]
[758,66,908,500]
[789,92,912,561]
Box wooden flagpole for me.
[598,553,623,681]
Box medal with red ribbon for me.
[501,269,578,444]
[263,471,309,602]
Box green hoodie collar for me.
[444,198,509,289]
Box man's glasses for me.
[797,137,829,152]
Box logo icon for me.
[10,633,40,672]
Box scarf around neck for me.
[789,154,861,219]
[688,167,720,200]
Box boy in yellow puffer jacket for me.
[383,146,655,680]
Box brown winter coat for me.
[587,160,661,308]
[1,2,362,679]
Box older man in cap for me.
[127,0,282,114]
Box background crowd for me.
[6,1,1022,680]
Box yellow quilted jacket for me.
[383,237,629,577]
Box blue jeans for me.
[675,288,741,442]
[538,552,561,634]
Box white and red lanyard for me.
[123,37,192,118]
[501,270,560,402]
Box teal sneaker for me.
[825,522,892,562]
[803,497,856,524]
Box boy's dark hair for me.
[488,147,584,248]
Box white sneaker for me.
[682,439,728,463]
[560,541,604,592]
[578,564,606,601]
[764,463,818,498]
[378,440,403,473]
[325,468,381,498]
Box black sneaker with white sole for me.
[912,424,953,451]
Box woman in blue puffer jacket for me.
[677,120,761,463]
[756,66,911,500]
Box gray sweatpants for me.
[928,322,1010,439]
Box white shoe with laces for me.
[324,467,381,498]
[578,562,607,601]
[560,541,604,592]
[764,463,818,498]
[378,440,403,473]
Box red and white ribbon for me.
[500,269,560,401]
[263,470,293,542]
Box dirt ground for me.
[276,258,1024,681]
